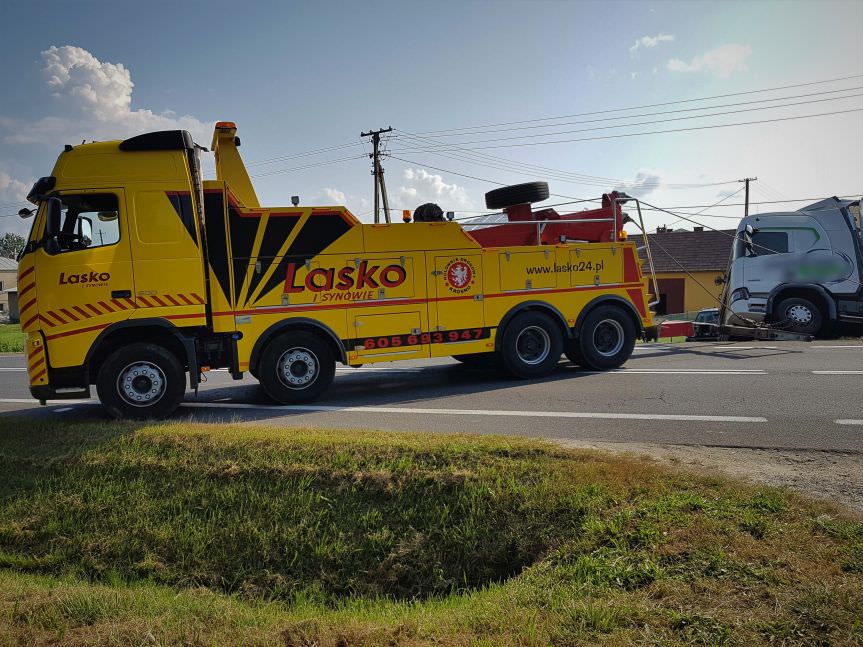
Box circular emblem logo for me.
[444,257,476,294]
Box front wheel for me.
[575,305,636,370]
[258,332,335,404]
[96,343,186,419]
[500,311,564,378]
[775,297,823,335]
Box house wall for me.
[649,270,725,314]
[0,269,16,318]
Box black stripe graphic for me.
[203,191,231,304]
[254,213,353,302]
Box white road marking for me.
[710,346,778,351]
[54,407,73,413]
[836,419,863,425]
[178,401,766,423]
[813,370,863,375]
[812,345,863,349]
[582,369,765,375]
[0,368,26,371]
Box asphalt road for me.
[2,341,862,452]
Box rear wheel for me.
[576,305,636,370]
[563,342,585,366]
[500,311,563,378]
[258,332,335,404]
[96,342,186,419]
[775,297,823,335]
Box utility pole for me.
[360,127,393,223]
[738,177,757,217]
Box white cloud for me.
[0,45,213,146]
[614,170,662,199]
[395,168,477,212]
[629,33,674,54]
[667,43,752,79]
[0,170,29,205]
[322,187,346,203]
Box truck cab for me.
[723,197,863,336]
[19,123,654,418]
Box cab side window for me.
[55,194,120,253]
[750,231,788,255]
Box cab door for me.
[34,189,134,369]
[428,253,485,354]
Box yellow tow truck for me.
[18,122,655,418]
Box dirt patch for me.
[554,439,863,516]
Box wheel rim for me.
[787,304,813,325]
[117,362,167,407]
[594,319,625,357]
[515,326,551,365]
[277,347,319,389]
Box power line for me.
[248,154,367,179]
[393,129,735,189]
[406,85,863,138]
[389,107,863,152]
[414,73,863,135]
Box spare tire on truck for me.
[485,182,549,210]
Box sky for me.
[0,0,861,237]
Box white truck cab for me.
[723,197,863,336]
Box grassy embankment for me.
[0,419,861,646]
[0,323,24,353]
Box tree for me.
[0,233,25,260]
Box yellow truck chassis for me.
[18,122,654,418]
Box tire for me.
[774,297,823,335]
[96,342,186,419]
[258,332,335,404]
[485,182,549,210]
[499,311,564,378]
[563,341,585,366]
[576,305,637,370]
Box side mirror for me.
[44,197,62,255]
[18,207,34,219]
[745,224,755,236]
[45,197,62,236]
[78,216,93,246]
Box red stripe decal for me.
[19,267,34,280]
[31,368,47,382]
[18,283,35,298]
[23,315,39,329]
[165,313,206,320]
[45,322,110,341]
[21,298,37,313]
[211,282,648,319]
[627,288,647,317]
[86,303,103,316]
[29,356,45,371]
[191,293,204,304]
[60,308,79,322]
[151,295,168,307]
[137,296,154,308]
[177,293,194,305]
[112,299,128,310]
[164,294,181,306]
[39,315,55,328]
[124,298,137,309]
[47,311,67,325]
[98,301,115,313]
[27,346,41,361]
[73,305,91,319]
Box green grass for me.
[0,419,861,646]
[0,323,23,353]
